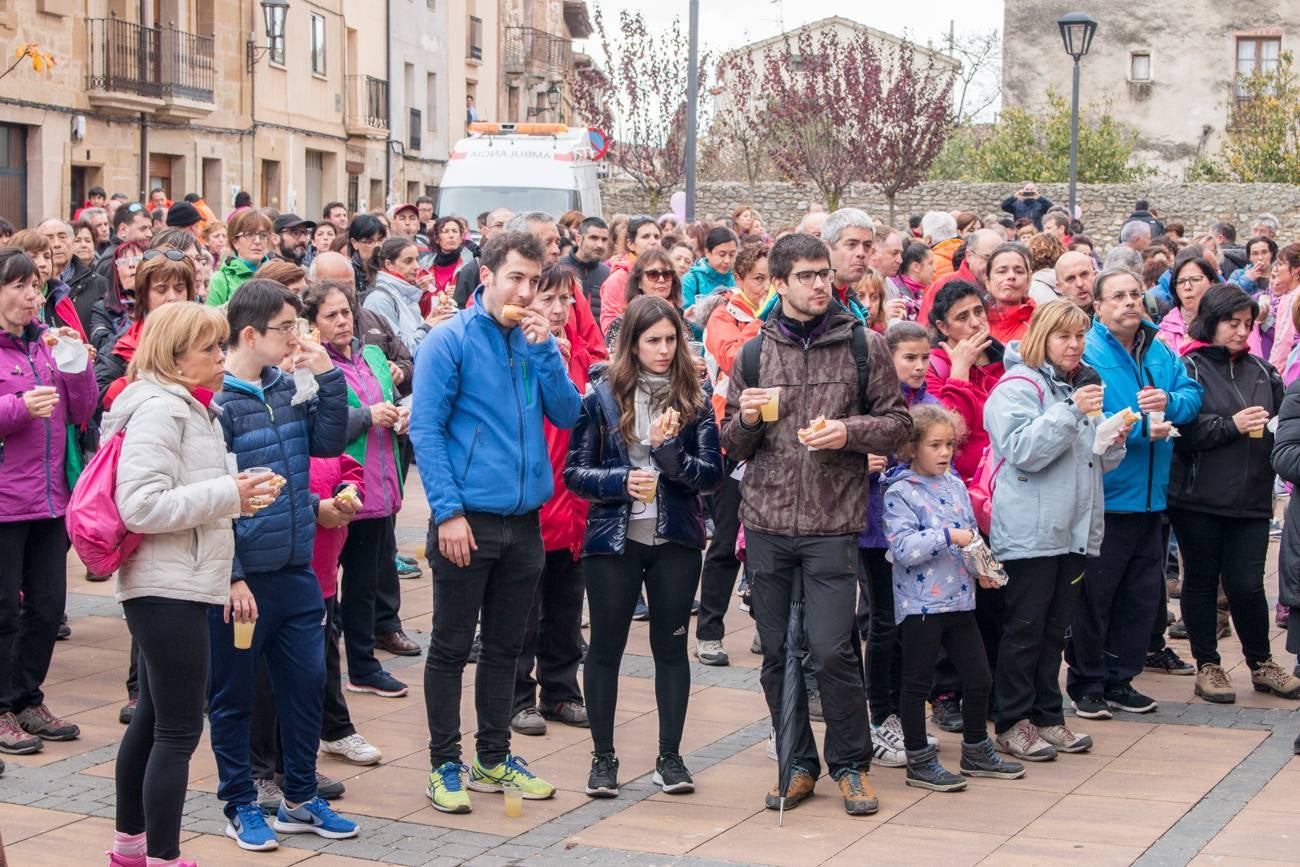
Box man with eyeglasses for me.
[918,229,1002,324]
[40,218,106,332]
[722,232,910,818]
[273,214,317,266]
[1067,267,1202,722]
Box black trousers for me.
[857,547,901,725]
[115,598,209,860]
[584,540,700,756]
[0,518,67,715]
[126,638,139,700]
[339,515,395,681]
[514,549,586,715]
[931,582,1004,700]
[1066,512,1163,699]
[900,611,991,751]
[696,459,742,642]
[424,511,544,768]
[250,595,354,781]
[748,530,872,778]
[1168,509,1272,669]
[1150,520,1175,654]
[367,516,404,638]
[994,554,1085,734]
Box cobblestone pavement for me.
[3,493,1299,865]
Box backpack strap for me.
[850,323,871,414]
[739,332,763,391]
[993,373,1045,406]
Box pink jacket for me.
[309,454,365,598]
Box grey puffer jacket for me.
[983,343,1125,562]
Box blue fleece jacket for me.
[1082,318,1203,512]
[408,290,583,525]
[883,464,978,620]
[681,258,735,309]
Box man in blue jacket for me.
[410,230,582,814]
[210,279,358,851]
[1067,268,1203,720]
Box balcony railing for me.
[85,17,214,104]
[345,75,389,134]
[468,16,483,61]
[503,26,572,76]
[409,109,422,150]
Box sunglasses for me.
[143,249,188,262]
[642,269,673,282]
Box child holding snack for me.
[884,404,1022,792]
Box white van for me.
[436,123,602,229]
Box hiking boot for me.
[960,737,1026,779]
[996,720,1056,762]
[254,778,283,813]
[1195,663,1236,703]
[833,767,879,815]
[1038,724,1092,754]
[426,762,471,813]
[15,704,79,741]
[586,752,619,798]
[764,765,815,810]
[320,733,383,765]
[750,632,762,654]
[345,670,408,698]
[930,692,963,732]
[0,712,41,754]
[539,701,589,727]
[469,754,556,799]
[1251,659,1300,698]
[1168,619,1188,640]
[1104,683,1157,714]
[467,633,482,663]
[1145,647,1194,676]
[118,699,137,725]
[653,752,695,794]
[1070,693,1112,720]
[510,707,548,736]
[694,638,730,666]
[807,687,823,722]
[905,745,965,792]
[870,717,906,768]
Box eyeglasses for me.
[1175,274,1209,289]
[642,269,673,282]
[143,249,187,262]
[115,255,143,268]
[235,232,271,243]
[1103,290,1145,302]
[262,321,300,336]
[790,268,835,287]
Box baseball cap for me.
[387,203,419,219]
[273,213,317,233]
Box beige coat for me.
[102,375,242,605]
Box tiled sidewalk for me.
[2,488,1299,865]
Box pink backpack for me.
[67,429,143,575]
[968,374,1043,535]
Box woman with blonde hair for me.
[104,302,279,867]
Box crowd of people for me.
[1,183,1300,865]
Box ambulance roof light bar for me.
[467,122,569,136]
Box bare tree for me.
[948,29,1002,124]
[705,50,773,191]
[566,8,709,211]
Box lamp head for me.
[1057,11,1098,61]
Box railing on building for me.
[346,75,390,132]
[468,16,483,61]
[85,17,214,103]
[409,109,422,151]
[502,26,572,76]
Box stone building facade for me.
[600,180,1300,245]
[1002,1,1297,177]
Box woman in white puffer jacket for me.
[101,302,279,867]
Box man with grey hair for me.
[797,210,828,239]
[39,217,105,329]
[1102,245,1143,274]
[1119,220,1151,254]
[920,211,958,245]
[822,208,875,321]
[81,206,113,254]
[917,228,1002,324]
[1251,213,1280,241]
[505,211,560,263]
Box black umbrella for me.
[775,569,806,826]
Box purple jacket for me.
[0,323,99,522]
[859,383,938,549]
[329,341,402,520]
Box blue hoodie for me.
[681,258,735,309]
[409,289,583,526]
[883,464,978,620]
[1082,318,1203,513]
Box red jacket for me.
[918,259,979,326]
[987,300,1036,345]
[540,318,591,555]
[926,345,1005,484]
[309,454,366,598]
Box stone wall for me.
[598,180,1300,243]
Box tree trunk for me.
[886,193,897,225]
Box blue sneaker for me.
[226,803,279,851]
[396,554,422,578]
[346,669,408,697]
[273,796,360,839]
[632,595,649,621]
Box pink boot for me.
[106,853,146,867]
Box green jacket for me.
[205,257,264,307]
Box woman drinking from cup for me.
[565,295,723,799]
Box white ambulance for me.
[436,123,603,230]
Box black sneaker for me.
[586,752,619,798]
[960,737,1026,780]
[1104,683,1157,714]
[1145,647,1194,676]
[905,745,966,792]
[467,633,482,664]
[653,752,695,794]
[930,693,963,732]
[1168,620,1188,640]
[1070,693,1113,720]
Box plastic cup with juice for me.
[642,469,661,503]
[502,781,523,817]
[233,618,255,650]
[760,387,780,422]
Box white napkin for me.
[290,366,319,406]
[51,335,88,374]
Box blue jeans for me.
[208,565,325,818]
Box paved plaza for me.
[2,484,1299,866]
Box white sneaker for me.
[879,713,939,752]
[870,721,906,768]
[320,733,383,766]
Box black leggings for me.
[115,597,210,860]
[900,611,991,751]
[858,548,901,725]
[584,540,701,756]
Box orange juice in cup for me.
[760,387,780,422]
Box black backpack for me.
[738,323,872,414]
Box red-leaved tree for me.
[566,8,709,211]
[761,27,955,219]
[707,48,773,191]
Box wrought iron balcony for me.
[503,26,572,77]
[346,75,390,137]
[85,17,214,115]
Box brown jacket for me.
[721,310,910,537]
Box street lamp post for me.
[1057,11,1098,219]
[247,0,289,72]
